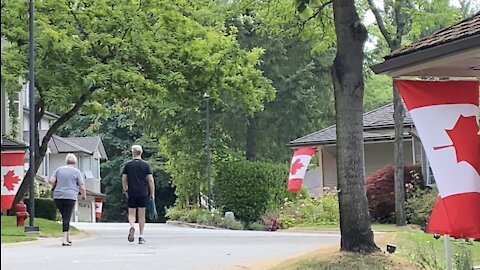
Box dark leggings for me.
[54,199,76,232]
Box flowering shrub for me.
[261,211,282,231]
[277,190,339,228]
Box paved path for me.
[1,222,340,270]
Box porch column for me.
[317,146,324,196]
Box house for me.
[1,136,28,211]
[289,103,435,197]
[371,12,479,240]
[2,82,107,222]
[41,134,107,222]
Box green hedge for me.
[214,160,288,224]
[24,198,57,221]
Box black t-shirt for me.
[122,159,152,197]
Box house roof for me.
[23,131,107,159]
[388,13,480,59]
[1,136,28,151]
[86,190,106,198]
[289,103,414,147]
[66,137,108,160]
[49,135,93,155]
[371,12,480,76]
[23,107,60,120]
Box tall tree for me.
[368,0,407,226]
[1,0,273,207]
[59,111,176,222]
[229,14,335,161]
[367,0,463,226]
[331,0,379,252]
[236,0,379,251]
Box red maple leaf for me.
[290,159,304,175]
[434,115,480,175]
[3,170,21,191]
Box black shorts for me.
[128,195,148,208]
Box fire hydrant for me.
[15,201,29,227]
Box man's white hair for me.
[65,153,77,165]
[132,145,143,155]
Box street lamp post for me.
[25,0,39,233]
[203,93,212,211]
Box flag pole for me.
[444,234,452,270]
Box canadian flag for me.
[395,80,480,239]
[1,152,26,210]
[288,147,316,192]
[95,197,103,219]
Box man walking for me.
[122,145,155,244]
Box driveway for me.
[1,222,340,270]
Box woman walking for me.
[50,153,86,246]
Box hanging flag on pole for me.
[1,152,26,210]
[95,197,103,219]
[395,80,480,239]
[287,147,316,192]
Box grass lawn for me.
[271,249,417,270]
[393,230,480,268]
[279,224,480,269]
[287,223,416,232]
[1,216,79,244]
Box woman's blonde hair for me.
[65,153,77,165]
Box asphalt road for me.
[1,222,340,270]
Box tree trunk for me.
[11,86,98,211]
[331,0,379,253]
[390,37,406,226]
[368,0,408,227]
[393,82,406,226]
[246,116,257,161]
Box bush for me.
[365,164,425,222]
[166,205,245,230]
[248,222,265,231]
[406,187,438,227]
[261,211,281,231]
[222,217,244,230]
[24,198,57,221]
[278,191,339,228]
[214,160,288,224]
[165,205,185,221]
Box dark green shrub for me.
[214,160,288,224]
[248,222,265,231]
[406,186,438,227]
[25,198,57,220]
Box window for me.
[92,158,100,179]
[84,170,94,179]
[421,147,436,186]
[426,162,436,186]
[81,156,91,172]
[41,154,49,176]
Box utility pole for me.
[25,0,39,233]
[203,93,212,211]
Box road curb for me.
[1,230,93,247]
[166,220,223,230]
